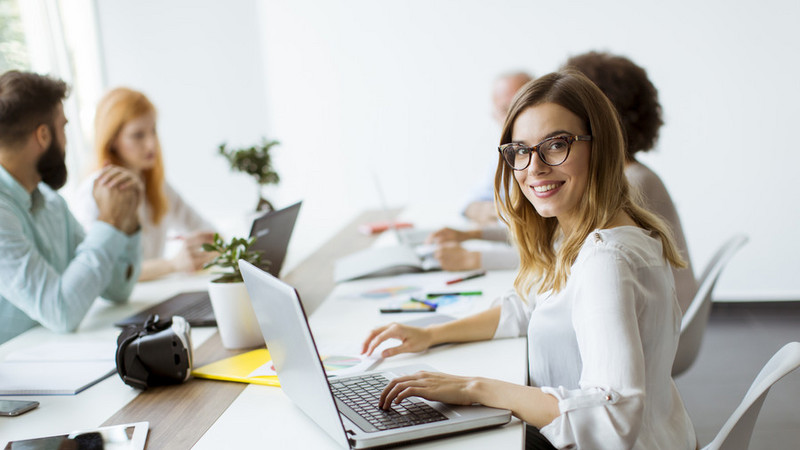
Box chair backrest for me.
[672,234,748,376]
[702,341,800,450]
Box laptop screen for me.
[248,201,302,277]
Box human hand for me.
[434,242,481,271]
[171,231,216,273]
[93,165,143,234]
[463,200,498,227]
[425,227,471,244]
[379,371,479,409]
[361,323,433,358]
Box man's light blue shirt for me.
[0,164,141,344]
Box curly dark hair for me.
[563,52,662,160]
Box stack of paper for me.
[0,341,117,395]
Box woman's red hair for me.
[94,87,167,224]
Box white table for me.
[1,208,529,449]
[194,269,526,449]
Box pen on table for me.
[379,307,435,313]
[409,297,438,309]
[445,270,487,285]
[426,291,483,298]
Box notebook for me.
[333,245,440,283]
[239,260,511,449]
[115,201,302,327]
[0,342,116,395]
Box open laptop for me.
[239,260,511,449]
[114,201,302,327]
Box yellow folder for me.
[192,348,280,387]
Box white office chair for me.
[673,234,749,376]
[702,341,800,450]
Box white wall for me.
[93,0,272,240]
[92,0,800,300]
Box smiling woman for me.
[362,70,697,449]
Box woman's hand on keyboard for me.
[379,371,478,409]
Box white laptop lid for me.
[239,260,350,448]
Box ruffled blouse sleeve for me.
[539,244,646,449]
[491,289,534,339]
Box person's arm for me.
[92,219,140,302]
[374,292,561,427]
[433,243,481,271]
[0,208,135,332]
[363,288,533,355]
[379,371,561,428]
[134,183,214,282]
[425,227,481,244]
[137,230,215,281]
[362,305,501,358]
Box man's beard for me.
[36,128,68,190]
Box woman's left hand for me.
[379,371,479,410]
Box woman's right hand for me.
[171,231,216,273]
[425,227,469,244]
[361,323,434,358]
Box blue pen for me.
[409,297,438,309]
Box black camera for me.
[115,315,193,390]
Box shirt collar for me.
[0,163,35,212]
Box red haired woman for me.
[74,87,214,281]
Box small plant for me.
[218,137,280,211]
[202,233,269,283]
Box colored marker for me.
[445,270,487,285]
[379,306,435,313]
[426,291,483,298]
[410,297,438,309]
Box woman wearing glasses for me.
[362,70,696,449]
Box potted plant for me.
[202,234,271,349]
[218,137,280,212]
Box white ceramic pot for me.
[207,281,264,349]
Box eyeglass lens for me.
[503,137,571,170]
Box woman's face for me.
[511,103,591,233]
[112,112,158,173]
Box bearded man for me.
[0,70,143,344]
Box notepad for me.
[192,348,280,387]
[0,341,117,395]
[192,347,381,386]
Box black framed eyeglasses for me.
[498,135,592,170]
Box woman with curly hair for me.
[564,51,697,313]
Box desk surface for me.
[1,209,526,449]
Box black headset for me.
[115,314,193,390]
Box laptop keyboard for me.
[175,299,214,323]
[330,373,447,433]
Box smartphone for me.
[3,422,149,449]
[0,399,39,416]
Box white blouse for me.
[493,227,696,449]
[72,174,213,260]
